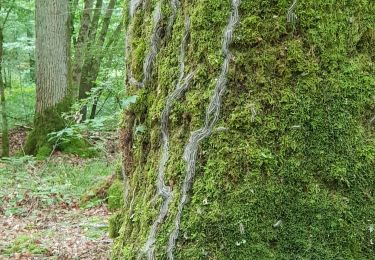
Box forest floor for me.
[0,129,117,259]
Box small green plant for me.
[3,235,48,256]
[46,95,137,157]
[0,157,115,216]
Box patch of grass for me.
[35,145,52,160]
[59,138,99,158]
[2,235,48,256]
[0,157,115,216]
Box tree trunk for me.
[89,84,100,119]
[111,1,375,259]
[72,0,95,95]
[25,0,72,155]
[26,27,35,83]
[0,27,9,158]
[69,0,80,46]
[87,0,104,42]
[0,4,13,160]
[78,0,117,121]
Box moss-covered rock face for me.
[112,0,375,259]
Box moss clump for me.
[4,235,48,256]
[80,174,115,205]
[109,211,124,239]
[59,138,98,158]
[35,144,52,160]
[25,98,71,156]
[108,180,124,212]
[114,160,123,180]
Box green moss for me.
[113,0,375,259]
[59,138,98,158]
[25,98,71,156]
[108,180,124,212]
[114,160,123,180]
[109,211,124,239]
[35,144,52,160]
[80,174,115,207]
[4,235,48,256]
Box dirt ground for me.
[0,128,118,259]
[0,205,112,259]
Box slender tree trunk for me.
[87,0,103,41]
[78,0,116,121]
[70,0,80,46]
[72,0,95,97]
[7,68,11,88]
[0,27,9,157]
[26,27,35,82]
[111,1,375,259]
[76,0,103,121]
[2,68,7,88]
[88,21,122,120]
[89,84,100,119]
[25,0,72,155]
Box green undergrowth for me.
[0,85,35,129]
[0,157,114,216]
[112,0,375,259]
[58,138,99,158]
[2,235,48,256]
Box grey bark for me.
[72,0,95,95]
[35,0,70,113]
[79,0,117,120]
[25,0,71,155]
[0,2,13,157]
[0,27,9,157]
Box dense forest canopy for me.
[1,0,375,259]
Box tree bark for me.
[0,1,12,158]
[0,27,9,157]
[26,27,35,82]
[69,0,80,46]
[112,1,375,259]
[72,0,95,95]
[25,0,72,155]
[87,0,103,42]
[78,0,117,121]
